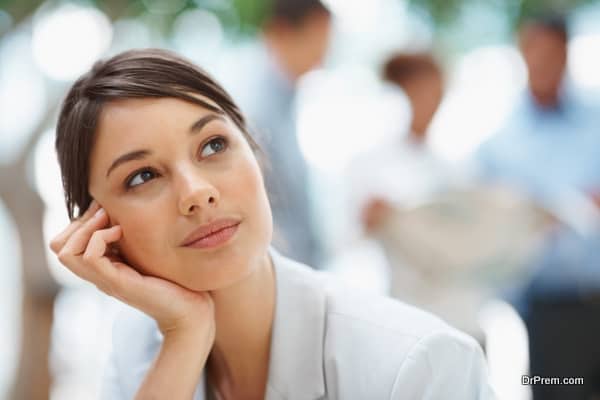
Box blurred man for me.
[360,53,446,234]
[476,14,600,203]
[382,53,444,143]
[237,0,332,267]
[521,15,568,108]
[475,14,600,400]
[346,53,492,342]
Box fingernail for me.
[94,208,106,218]
[86,201,98,214]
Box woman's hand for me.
[49,200,215,337]
[51,200,216,399]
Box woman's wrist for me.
[159,314,213,338]
[162,321,215,352]
[134,321,215,400]
[156,292,215,337]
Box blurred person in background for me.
[234,0,332,267]
[475,13,600,400]
[51,48,496,400]
[346,53,489,343]
[358,53,447,236]
[476,13,600,204]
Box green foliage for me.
[1,0,599,39]
[0,0,275,36]
[230,0,271,33]
[407,0,463,25]
[407,0,599,31]
[515,0,595,25]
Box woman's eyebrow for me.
[105,114,227,178]
[106,150,150,178]
[189,114,225,134]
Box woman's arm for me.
[50,201,216,398]
[136,323,214,400]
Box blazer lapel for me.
[265,248,328,400]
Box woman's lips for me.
[183,222,240,249]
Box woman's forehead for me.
[92,97,228,159]
[88,97,232,186]
[97,96,228,136]
[101,95,222,119]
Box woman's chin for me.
[179,262,256,292]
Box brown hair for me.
[519,13,568,42]
[268,0,330,26]
[382,53,441,88]
[56,48,263,220]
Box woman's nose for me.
[176,169,220,216]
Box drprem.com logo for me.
[522,375,584,385]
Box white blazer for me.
[101,248,497,399]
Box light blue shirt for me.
[476,88,600,204]
[476,88,600,297]
[101,249,495,399]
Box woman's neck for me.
[207,251,275,399]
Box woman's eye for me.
[126,169,157,188]
[200,137,228,158]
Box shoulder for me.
[325,282,452,338]
[327,288,494,398]
[475,93,531,154]
[275,252,476,342]
[280,260,495,399]
[101,305,162,400]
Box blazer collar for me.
[177,248,327,400]
[265,248,327,400]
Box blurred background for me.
[1,0,600,399]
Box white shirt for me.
[101,248,496,399]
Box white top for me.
[101,249,496,399]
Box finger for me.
[79,199,101,220]
[57,208,109,264]
[50,200,100,253]
[59,225,121,286]
[84,225,122,264]
[82,225,123,294]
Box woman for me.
[50,49,495,400]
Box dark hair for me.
[56,48,263,220]
[519,13,569,42]
[267,0,330,26]
[382,53,441,88]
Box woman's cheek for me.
[235,162,264,208]
[242,163,273,240]
[117,218,164,275]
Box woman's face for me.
[88,97,273,291]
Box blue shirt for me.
[476,88,600,205]
[476,87,600,297]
